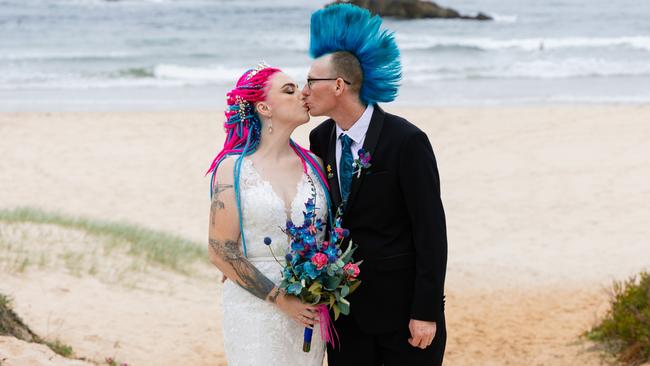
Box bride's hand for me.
[275,292,320,328]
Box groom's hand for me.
[408,319,437,349]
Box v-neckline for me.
[243,157,307,222]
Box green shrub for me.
[588,271,650,365]
[46,339,74,358]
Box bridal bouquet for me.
[265,177,361,352]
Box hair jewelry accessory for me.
[246,61,271,80]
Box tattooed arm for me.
[207,157,318,325]
[208,238,277,300]
[207,157,278,301]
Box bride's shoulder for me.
[215,155,239,184]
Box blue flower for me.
[287,282,303,295]
[285,253,293,262]
[291,242,305,252]
[263,237,272,245]
[305,198,315,212]
[303,262,321,280]
[283,266,294,278]
[293,263,308,280]
[291,254,300,267]
[304,235,316,246]
[324,246,338,262]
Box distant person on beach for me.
[304,4,448,366]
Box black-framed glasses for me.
[306,77,352,89]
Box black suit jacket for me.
[309,105,448,334]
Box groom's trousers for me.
[327,315,446,366]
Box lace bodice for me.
[236,156,328,262]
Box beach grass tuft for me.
[46,339,74,358]
[587,271,650,365]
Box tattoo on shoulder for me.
[210,183,234,225]
[208,238,275,301]
[212,183,233,210]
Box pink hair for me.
[206,67,281,178]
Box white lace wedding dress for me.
[221,156,327,366]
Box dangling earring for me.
[268,119,273,134]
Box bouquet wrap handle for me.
[302,304,339,352]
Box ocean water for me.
[1,0,650,110]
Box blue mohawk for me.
[310,4,402,105]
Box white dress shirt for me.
[335,104,374,188]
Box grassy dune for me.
[0,207,209,278]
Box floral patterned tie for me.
[339,133,354,204]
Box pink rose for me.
[343,263,360,278]
[311,253,328,270]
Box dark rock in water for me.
[473,12,493,21]
[329,0,493,21]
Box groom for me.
[304,4,447,366]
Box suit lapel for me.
[326,123,343,210]
[345,105,385,212]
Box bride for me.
[206,64,330,365]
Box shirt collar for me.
[336,104,374,144]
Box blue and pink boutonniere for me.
[353,148,372,178]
